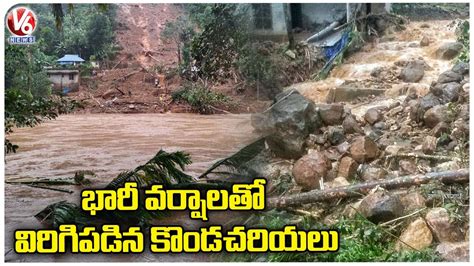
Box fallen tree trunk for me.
[268,169,469,208]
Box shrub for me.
[172,83,232,114]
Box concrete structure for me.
[248,3,391,38]
[46,69,80,92]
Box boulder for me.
[423,105,450,128]
[315,103,344,125]
[437,70,463,84]
[431,82,461,103]
[435,42,463,60]
[436,242,469,262]
[400,192,426,213]
[451,62,469,75]
[364,107,383,125]
[327,176,350,188]
[358,191,404,223]
[349,136,379,163]
[399,159,417,174]
[337,156,358,179]
[327,126,345,145]
[252,91,321,159]
[396,218,433,251]
[410,93,441,122]
[420,36,430,47]
[399,60,425,83]
[342,115,363,134]
[422,136,438,154]
[432,122,450,137]
[292,151,331,190]
[360,166,387,181]
[425,208,464,243]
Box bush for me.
[455,20,469,63]
[172,83,232,114]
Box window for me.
[252,4,272,30]
[69,73,74,80]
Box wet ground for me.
[4,113,258,262]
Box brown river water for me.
[4,113,258,262]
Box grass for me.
[218,210,443,262]
[171,83,232,114]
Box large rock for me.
[252,91,321,159]
[337,156,358,179]
[399,60,425,83]
[364,107,383,125]
[422,136,438,154]
[400,192,426,213]
[435,42,463,60]
[292,151,331,190]
[431,82,462,103]
[451,62,469,75]
[423,105,450,128]
[327,126,345,145]
[315,103,344,125]
[410,93,441,122]
[420,36,430,47]
[349,136,379,163]
[358,191,404,223]
[437,70,463,84]
[425,208,464,243]
[396,218,433,251]
[436,242,469,262]
[342,115,363,134]
[360,166,387,181]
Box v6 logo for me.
[6,7,37,36]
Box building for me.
[57,54,85,66]
[46,54,85,93]
[46,69,80,93]
[248,3,391,39]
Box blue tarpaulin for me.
[323,32,350,62]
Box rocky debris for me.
[358,190,404,223]
[399,159,417,174]
[337,156,358,179]
[431,121,450,137]
[349,136,379,163]
[360,165,387,181]
[400,192,426,213]
[423,105,450,128]
[252,91,321,159]
[327,176,350,188]
[422,136,438,154]
[434,161,460,172]
[452,62,469,75]
[435,42,463,60]
[396,218,433,251]
[315,103,344,125]
[425,208,465,243]
[292,151,331,190]
[327,126,345,145]
[420,36,430,47]
[431,82,462,103]
[364,107,383,125]
[399,60,425,83]
[342,115,363,134]
[436,241,469,262]
[437,70,463,84]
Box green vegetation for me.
[455,20,469,63]
[221,210,442,262]
[172,83,232,114]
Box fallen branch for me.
[111,58,124,70]
[26,184,74,194]
[209,105,232,114]
[268,169,469,208]
[385,153,453,162]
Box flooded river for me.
[4,113,258,262]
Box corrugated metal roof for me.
[57,54,85,62]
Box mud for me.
[4,113,258,262]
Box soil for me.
[67,4,271,114]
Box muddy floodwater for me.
[4,113,258,262]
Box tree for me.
[283,3,295,50]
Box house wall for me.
[48,72,80,91]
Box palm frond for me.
[106,149,194,189]
[198,138,265,179]
[50,4,64,30]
